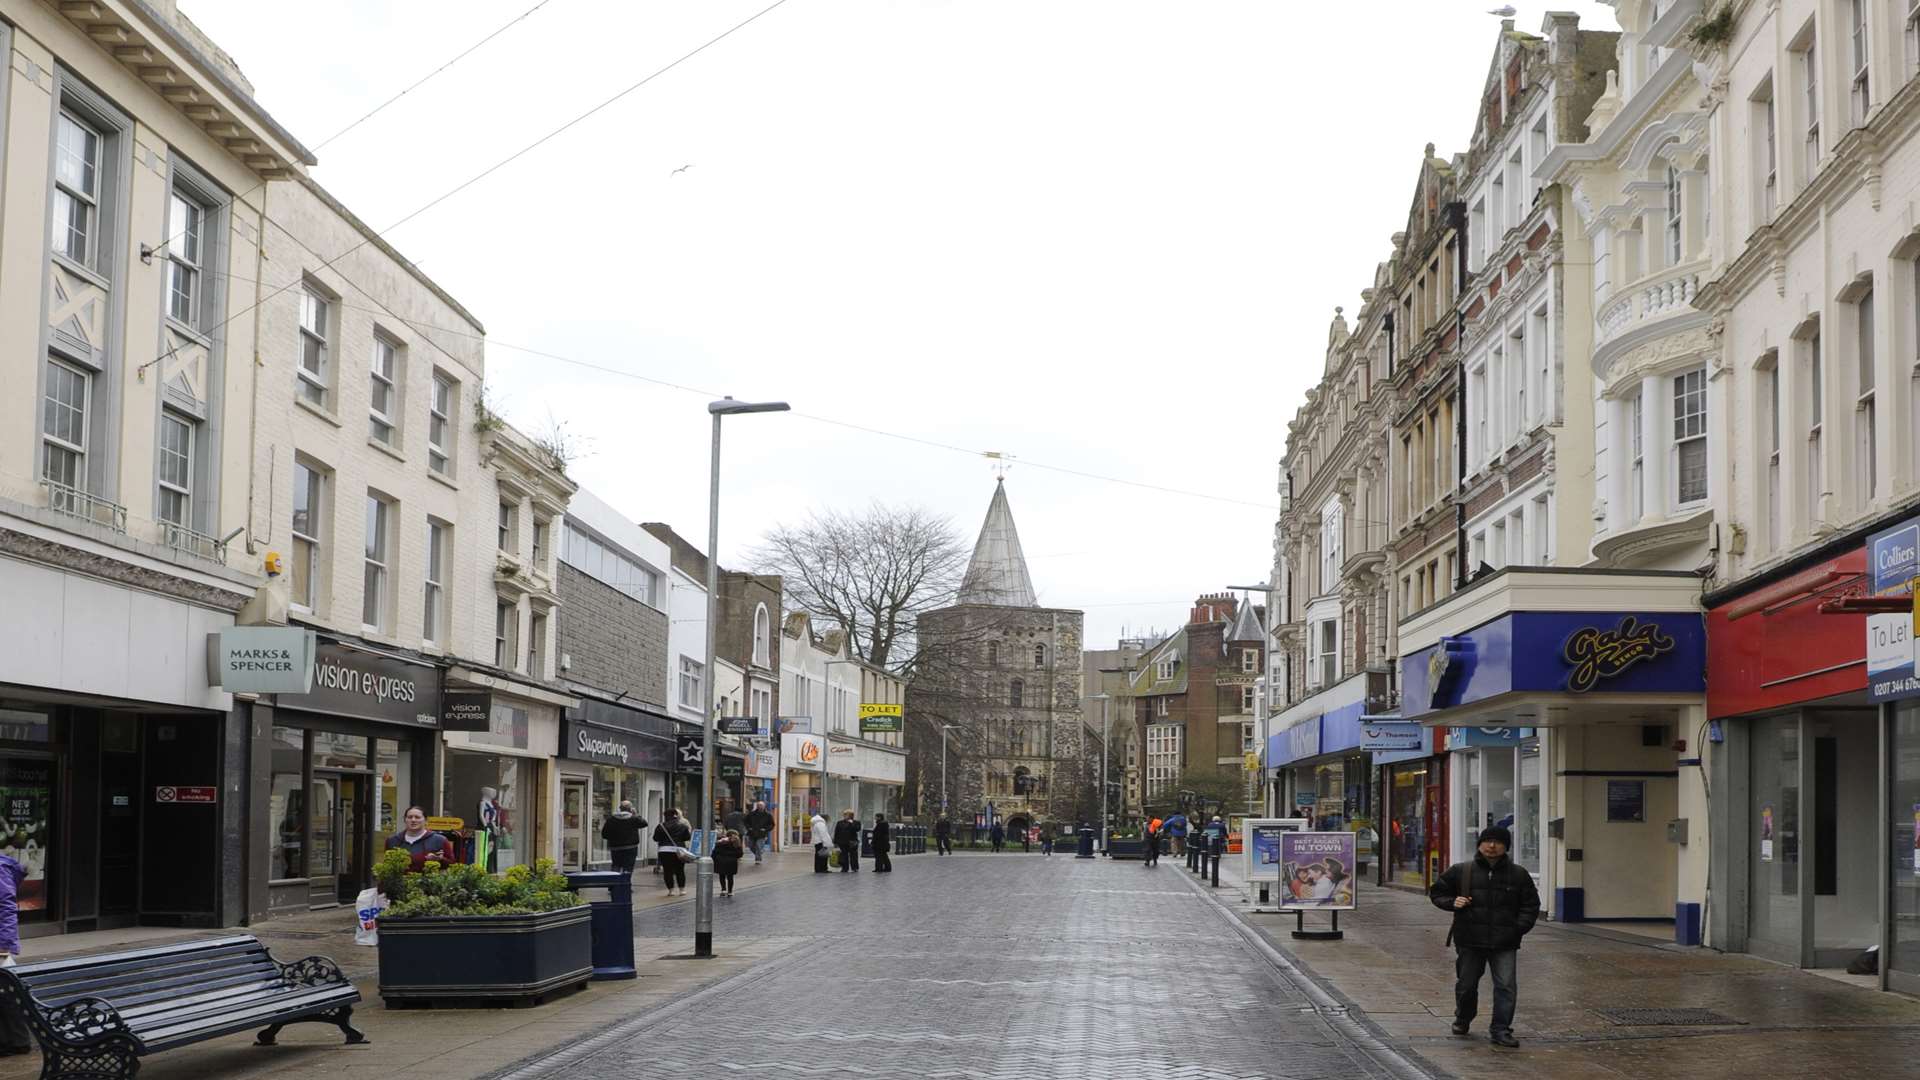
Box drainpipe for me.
[1447,200,1469,591]
[245,184,269,556]
[1383,311,1396,379]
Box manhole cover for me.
[1596,1008,1745,1026]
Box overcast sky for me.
[184,0,1621,647]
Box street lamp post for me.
[696,396,788,960]
[939,724,960,816]
[1090,693,1110,852]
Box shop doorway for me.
[1746,710,1877,968]
[561,778,588,871]
[309,772,371,908]
[98,734,141,923]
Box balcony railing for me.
[41,480,127,533]
[1596,262,1705,350]
[162,521,227,563]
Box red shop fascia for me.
[1706,547,1868,718]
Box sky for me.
[182,0,1622,648]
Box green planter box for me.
[377,905,591,1007]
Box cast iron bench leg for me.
[40,1035,140,1080]
[256,1006,368,1047]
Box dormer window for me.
[1155,655,1176,681]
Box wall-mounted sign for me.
[208,627,317,693]
[1427,637,1474,708]
[427,816,465,832]
[718,759,745,781]
[1606,779,1646,823]
[858,703,903,733]
[1445,727,1532,750]
[565,721,674,770]
[274,643,441,727]
[1563,616,1677,693]
[782,733,825,771]
[778,716,812,734]
[674,732,706,771]
[718,716,759,736]
[442,690,493,732]
[155,785,216,804]
[1358,719,1423,752]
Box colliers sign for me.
[1563,616,1677,693]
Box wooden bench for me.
[0,935,364,1080]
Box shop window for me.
[268,726,305,881]
[446,749,531,872]
[376,740,412,836]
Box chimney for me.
[1189,592,1237,626]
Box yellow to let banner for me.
[859,703,903,719]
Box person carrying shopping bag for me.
[653,808,694,897]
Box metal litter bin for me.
[563,870,635,980]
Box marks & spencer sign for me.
[273,643,441,727]
[208,627,316,693]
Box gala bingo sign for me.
[1868,515,1920,702]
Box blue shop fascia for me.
[1396,568,1708,941]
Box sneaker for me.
[1490,1032,1519,1049]
[1449,1022,1470,1037]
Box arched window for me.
[753,604,771,667]
[1033,644,1046,669]
[987,641,998,667]
[1009,679,1024,708]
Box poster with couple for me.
[1278,831,1357,911]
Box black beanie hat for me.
[1477,825,1513,849]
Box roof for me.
[957,480,1038,607]
[1226,601,1265,644]
[1128,629,1189,696]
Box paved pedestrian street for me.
[493,855,1422,1080]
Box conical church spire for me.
[957,479,1038,607]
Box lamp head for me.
[709,396,790,416]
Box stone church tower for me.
[909,481,1087,831]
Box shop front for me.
[782,731,824,845]
[744,738,779,828]
[1706,516,1920,987]
[558,697,674,871]
[1266,672,1387,878]
[254,638,442,916]
[441,685,562,873]
[1400,568,1706,936]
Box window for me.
[1155,654,1175,681]
[987,640,999,667]
[1315,620,1337,687]
[498,501,516,552]
[1809,328,1826,519]
[1849,0,1871,125]
[1470,362,1488,465]
[369,337,398,445]
[1531,496,1550,563]
[1470,199,1487,271]
[166,192,203,327]
[41,360,88,489]
[428,374,453,474]
[1241,649,1258,673]
[1799,30,1821,178]
[529,613,547,677]
[52,111,100,266]
[298,287,330,407]
[754,605,771,667]
[679,656,703,707]
[1756,78,1778,220]
[1512,328,1527,432]
[1241,686,1256,713]
[1033,643,1047,669]
[532,518,549,568]
[497,601,518,669]
[1909,0,1920,75]
[1859,284,1878,501]
[1158,698,1169,717]
[1531,306,1549,427]
[156,411,192,527]
[1665,167,1684,265]
[424,521,447,645]
[1629,391,1646,520]
[291,462,322,609]
[1009,679,1024,708]
[363,494,391,630]
[1764,357,1782,547]
[1673,369,1708,505]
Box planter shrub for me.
[374,852,590,1006]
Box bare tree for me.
[750,504,970,673]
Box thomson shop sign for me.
[272,642,441,727]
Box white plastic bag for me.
[354,888,386,947]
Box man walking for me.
[935,816,953,856]
[1142,820,1160,867]
[745,801,774,864]
[833,810,862,872]
[988,821,1005,853]
[871,814,893,872]
[1429,825,1539,1049]
[597,801,646,879]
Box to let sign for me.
[155,785,216,804]
[859,703,903,733]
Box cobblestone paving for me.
[501,856,1427,1080]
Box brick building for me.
[1128,594,1263,814]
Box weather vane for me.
[984,450,1014,481]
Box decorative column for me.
[1640,372,1668,523]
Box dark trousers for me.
[749,833,769,862]
[1454,946,1518,1034]
[937,835,952,854]
[874,850,892,872]
[839,843,860,871]
[1144,840,1159,866]
[718,871,735,893]
[661,857,687,891]
[611,846,638,876]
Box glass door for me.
[335,775,369,904]
[1517,744,1542,872]
[308,774,338,908]
[1748,714,1802,965]
[1461,752,1483,858]
[561,779,587,871]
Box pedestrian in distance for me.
[1163,813,1189,858]
[712,829,744,896]
[989,822,1005,853]
[653,808,694,897]
[935,816,953,856]
[1020,826,1031,854]
[1430,825,1540,1049]
[598,800,647,879]
[871,814,893,872]
[833,810,862,872]
[1142,820,1160,867]
[723,802,747,841]
[746,801,775,864]
[1040,824,1055,856]
[811,811,833,874]
[384,806,452,870]
[0,848,34,1055]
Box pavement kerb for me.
[481,934,833,1080]
[1169,861,1442,1080]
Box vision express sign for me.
[273,642,441,727]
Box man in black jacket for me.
[745,801,775,864]
[598,801,647,878]
[935,816,952,856]
[833,810,862,872]
[871,814,893,872]
[1429,826,1540,1048]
